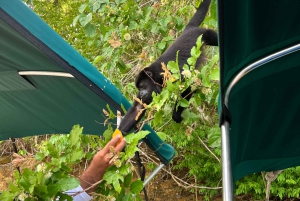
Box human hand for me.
[80,135,126,194]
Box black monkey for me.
[119,0,218,134]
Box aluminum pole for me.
[143,163,165,187]
[221,121,233,201]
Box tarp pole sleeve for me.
[221,121,233,201]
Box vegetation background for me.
[1,0,300,200]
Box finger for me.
[103,135,121,152]
[115,138,126,152]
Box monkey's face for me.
[136,78,157,104]
[135,70,162,104]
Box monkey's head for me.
[135,68,163,104]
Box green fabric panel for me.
[0,75,114,138]
[228,50,300,183]
[218,0,300,183]
[0,71,35,91]
[221,0,300,88]
[0,19,63,72]
[0,0,127,108]
[234,156,300,183]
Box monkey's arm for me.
[172,87,195,123]
[118,101,146,134]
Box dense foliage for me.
[2,0,300,200]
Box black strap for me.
[219,103,232,126]
[135,151,149,201]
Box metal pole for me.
[143,163,165,187]
[221,121,233,201]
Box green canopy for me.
[217,0,300,199]
[0,0,174,164]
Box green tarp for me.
[218,0,300,183]
[0,0,174,164]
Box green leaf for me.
[129,180,143,194]
[116,0,126,5]
[36,171,45,184]
[72,14,83,27]
[190,46,196,57]
[8,181,20,194]
[174,17,183,27]
[34,185,48,194]
[153,110,163,126]
[150,23,159,33]
[167,61,179,74]
[80,13,93,27]
[84,23,96,37]
[209,67,219,81]
[157,41,166,50]
[187,57,196,66]
[152,90,170,111]
[179,99,189,108]
[103,124,113,142]
[55,178,80,191]
[92,1,101,13]
[20,168,37,193]
[113,177,122,193]
[47,143,59,158]
[121,193,130,201]
[78,4,87,13]
[157,132,167,141]
[202,75,211,87]
[69,125,83,147]
[124,173,132,188]
[125,131,150,144]
[47,185,59,197]
[99,23,108,35]
[182,110,199,120]
[70,150,84,162]
[55,192,73,201]
[35,152,44,161]
[103,168,124,192]
[104,104,117,119]
[92,55,103,65]
[61,163,72,173]
[129,20,138,30]
[207,126,221,148]
[0,191,16,201]
[117,60,128,73]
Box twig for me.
[139,148,222,190]
[71,178,104,197]
[197,137,220,163]
[156,118,172,132]
[139,0,155,8]
[261,172,267,188]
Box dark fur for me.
[119,0,218,134]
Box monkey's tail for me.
[185,0,211,29]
